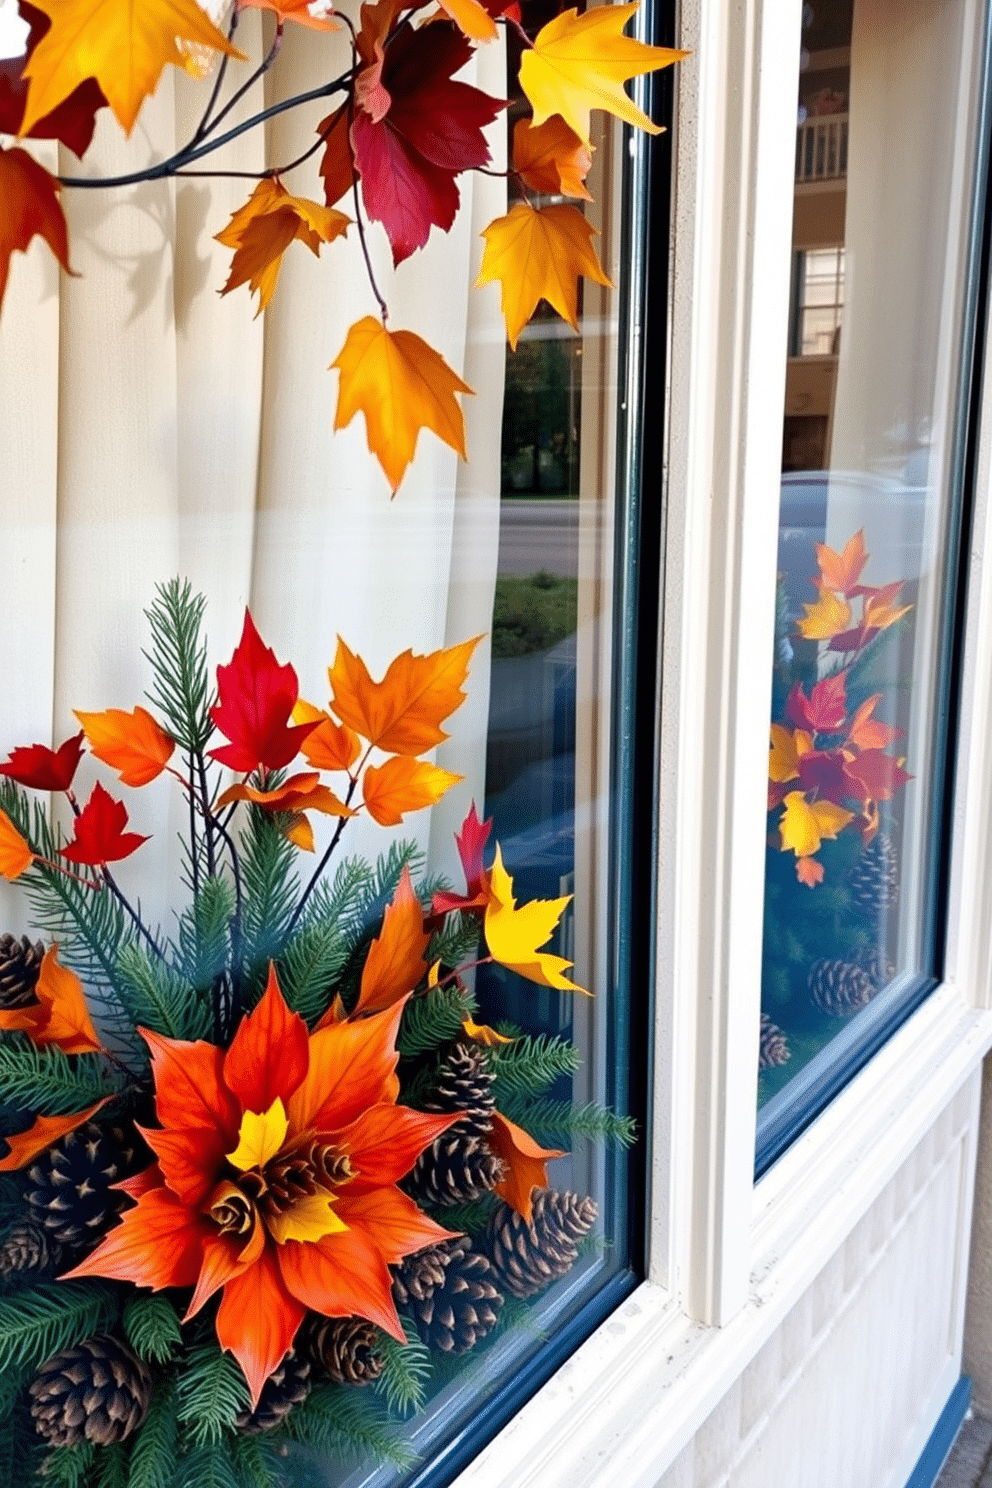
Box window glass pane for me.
[0,0,650,1479]
[758,0,985,1122]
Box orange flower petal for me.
[223,966,310,1112]
[279,1226,405,1341]
[216,1245,306,1408]
[287,1000,404,1134]
[116,1163,163,1199]
[334,1184,457,1264]
[488,1110,564,1223]
[141,1028,241,1141]
[62,1185,207,1290]
[139,1123,231,1208]
[355,866,429,1015]
[340,1103,460,1191]
[185,1232,251,1321]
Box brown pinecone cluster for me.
[758,1013,790,1071]
[302,1314,385,1385]
[0,934,45,1009]
[403,1044,507,1206]
[29,1336,151,1447]
[808,958,876,1016]
[234,1349,311,1433]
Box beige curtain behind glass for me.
[0,28,505,931]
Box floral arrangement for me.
[0,581,631,1484]
[761,530,914,1077]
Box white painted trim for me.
[450,991,992,1488]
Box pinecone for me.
[392,1243,450,1309]
[422,1043,496,1138]
[26,1120,148,1250]
[758,1013,790,1071]
[486,1189,597,1300]
[848,833,899,915]
[29,1336,151,1447]
[808,958,876,1016]
[0,934,45,1009]
[403,1131,505,1207]
[301,1316,384,1385]
[0,1217,65,1280]
[406,1239,503,1355]
[234,1350,311,1433]
[858,945,895,991]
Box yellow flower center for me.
[217,1098,349,1246]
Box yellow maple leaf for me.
[768,724,812,785]
[484,846,590,994]
[331,317,474,493]
[796,586,852,641]
[216,179,350,315]
[437,0,498,41]
[518,3,686,145]
[227,1097,289,1171]
[20,0,246,136]
[476,202,612,350]
[779,791,853,858]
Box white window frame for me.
[448,0,992,1483]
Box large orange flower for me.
[65,968,458,1404]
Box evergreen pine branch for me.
[230,1434,285,1488]
[496,1096,636,1148]
[128,1376,179,1488]
[40,1443,97,1488]
[278,1381,415,1469]
[0,1361,27,1424]
[0,1283,118,1371]
[0,1398,42,1488]
[420,1194,497,1234]
[427,915,483,971]
[374,1317,432,1417]
[277,919,350,1025]
[93,1443,129,1488]
[239,808,299,990]
[123,1295,183,1364]
[0,1043,118,1115]
[489,1035,582,1101]
[115,946,207,1044]
[176,1340,250,1446]
[178,1444,240,1488]
[175,877,235,997]
[301,854,375,938]
[143,580,213,755]
[397,987,475,1058]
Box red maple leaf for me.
[348,19,505,265]
[785,672,847,735]
[797,748,848,804]
[0,731,84,792]
[61,782,149,865]
[843,750,913,804]
[431,800,493,917]
[0,2,106,157]
[209,611,317,774]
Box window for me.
[757,0,988,1168]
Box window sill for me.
[450,985,992,1488]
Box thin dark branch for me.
[187,750,201,905]
[284,776,358,936]
[58,73,352,190]
[101,869,164,960]
[342,15,389,322]
[200,19,284,143]
[210,813,245,1032]
[190,3,240,145]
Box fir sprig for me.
[374,1318,432,1417]
[143,580,213,756]
[128,1378,179,1488]
[398,987,475,1058]
[39,1444,97,1488]
[277,1382,415,1470]
[115,946,206,1044]
[0,1283,118,1372]
[239,808,299,995]
[123,1295,184,1365]
[0,1042,117,1115]
[489,1034,582,1101]
[178,1443,241,1488]
[176,1341,250,1447]
[277,918,350,1025]
[496,1096,636,1147]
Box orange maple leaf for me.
[216,179,350,314]
[0,809,34,881]
[512,116,593,200]
[0,146,72,311]
[351,867,429,1017]
[328,634,481,757]
[0,945,103,1054]
[74,705,175,787]
[846,695,899,752]
[437,0,498,40]
[331,317,474,494]
[0,1100,108,1172]
[518,3,685,145]
[815,529,868,594]
[239,0,338,28]
[476,202,612,350]
[488,1111,564,1222]
[362,756,462,826]
[216,772,356,818]
[795,856,825,888]
[20,0,246,136]
[292,700,362,773]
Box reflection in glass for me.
[759,0,983,1108]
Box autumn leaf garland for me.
[0,0,685,491]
